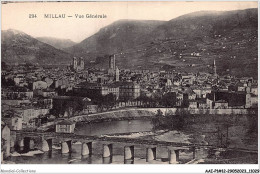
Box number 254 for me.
[29,14,37,18]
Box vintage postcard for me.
[1,1,258,173]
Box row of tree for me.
[50,93,118,117]
[151,109,188,131]
[95,93,117,112]
[134,92,178,107]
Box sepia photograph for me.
[0,1,259,173]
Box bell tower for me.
[80,57,84,70]
[115,66,119,82]
[109,55,116,70]
[213,59,218,78]
[73,57,77,70]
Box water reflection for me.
[75,119,153,136]
[9,145,258,164]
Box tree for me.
[92,93,105,112]
[151,92,163,107]
[51,97,84,117]
[152,109,164,130]
[103,93,117,110]
[93,93,117,111]
[161,92,176,107]
[152,108,187,131]
[169,108,186,130]
[2,78,15,87]
[18,93,27,100]
[139,95,153,107]
[247,108,258,134]
[1,61,7,70]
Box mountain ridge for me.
[36,36,77,50]
[1,29,73,65]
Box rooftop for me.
[57,120,75,125]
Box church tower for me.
[109,55,116,70]
[108,54,116,76]
[73,57,77,70]
[213,59,218,78]
[80,57,84,70]
[115,66,120,82]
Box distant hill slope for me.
[2,29,73,65]
[66,20,166,56]
[66,9,258,78]
[36,37,76,50]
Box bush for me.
[152,108,186,130]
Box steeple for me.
[115,66,119,82]
[73,57,77,70]
[213,59,217,77]
[109,54,116,70]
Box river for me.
[74,119,153,136]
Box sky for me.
[1,1,258,42]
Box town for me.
[1,52,258,162]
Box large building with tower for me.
[72,57,84,71]
[108,54,120,82]
[109,54,116,70]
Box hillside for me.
[145,8,258,77]
[36,37,76,50]
[66,20,166,57]
[67,9,258,78]
[1,29,73,65]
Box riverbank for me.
[101,129,257,164]
[75,116,152,125]
[38,107,256,131]
[69,109,155,122]
[97,112,258,151]
[38,109,156,131]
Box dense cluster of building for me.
[1,55,258,144]
[1,53,258,161]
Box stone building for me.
[56,120,75,133]
[117,82,141,100]
[108,54,120,81]
[72,57,84,71]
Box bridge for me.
[11,130,257,164]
